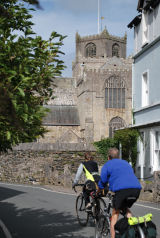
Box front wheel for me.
[95,197,106,217]
[95,214,110,238]
[76,193,89,226]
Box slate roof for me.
[128,0,160,28]
[137,0,160,12]
[43,105,80,126]
[127,14,142,28]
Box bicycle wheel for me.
[93,197,106,220]
[76,193,89,226]
[96,197,106,215]
[135,225,145,238]
[95,214,110,238]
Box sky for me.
[31,0,138,77]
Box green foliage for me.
[93,128,140,168]
[0,0,66,151]
[93,138,118,161]
[76,152,84,157]
[114,128,140,168]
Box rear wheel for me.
[95,214,110,238]
[135,225,145,238]
[76,193,89,226]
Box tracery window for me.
[112,43,120,57]
[85,43,96,57]
[109,117,125,138]
[105,76,125,108]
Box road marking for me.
[0,182,75,196]
[0,219,12,238]
[135,203,160,211]
[0,182,160,211]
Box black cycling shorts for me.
[112,188,141,210]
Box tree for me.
[0,0,66,151]
[93,128,140,168]
[93,138,118,161]
[114,128,140,168]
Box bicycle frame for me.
[95,192,146,238]
[74,184,106,226]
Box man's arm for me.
[73,163,83,184]
[98,164,109,189]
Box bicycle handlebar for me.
[73,183,85,193]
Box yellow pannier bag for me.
[128,213,152,225]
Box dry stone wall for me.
[0,151,103,187]
[0,151,160,202]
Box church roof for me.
[43,105,80,126]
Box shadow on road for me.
[0,186,94,238]
[0,186,25,201]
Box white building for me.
[128,0,160,179]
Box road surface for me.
[0,183,159,238]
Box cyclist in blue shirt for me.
[98,148,142,238]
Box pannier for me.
[115,218,136,238]
[115,214,157,238]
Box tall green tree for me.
[0,0,66,151]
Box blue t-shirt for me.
[98,159,142,192]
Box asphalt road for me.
[0,183,159,238]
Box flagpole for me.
[98,0,100,34]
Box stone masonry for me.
[0,151,160,202]
[31,28,133,150]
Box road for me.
[0,183,159,238]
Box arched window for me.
[112,43,120,57]
[105,76,125,108]
[85,43,96,57]
[109,117,125,138]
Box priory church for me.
[16,28,132,151]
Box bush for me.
[93,128,140,168]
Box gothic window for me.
[105,76,125,109]
[109,117,125,138]
[112,43,120,57]
[85,43,96,57]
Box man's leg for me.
[83,189,90,205]
[110,208,120,238]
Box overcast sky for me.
[31,0,138,77]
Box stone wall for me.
[0,151,103,187]
[139,171,160,202]
[0,151,160,202]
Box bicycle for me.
[73,184,106,227]
[95,193,146,238]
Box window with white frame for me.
[142,10,148,46]
[137,131,145,179]
[142,71,149,107]
[150,129,160,172]
[155,131,160,169]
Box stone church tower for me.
[15,28,132,151]
[72,28,132,147]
